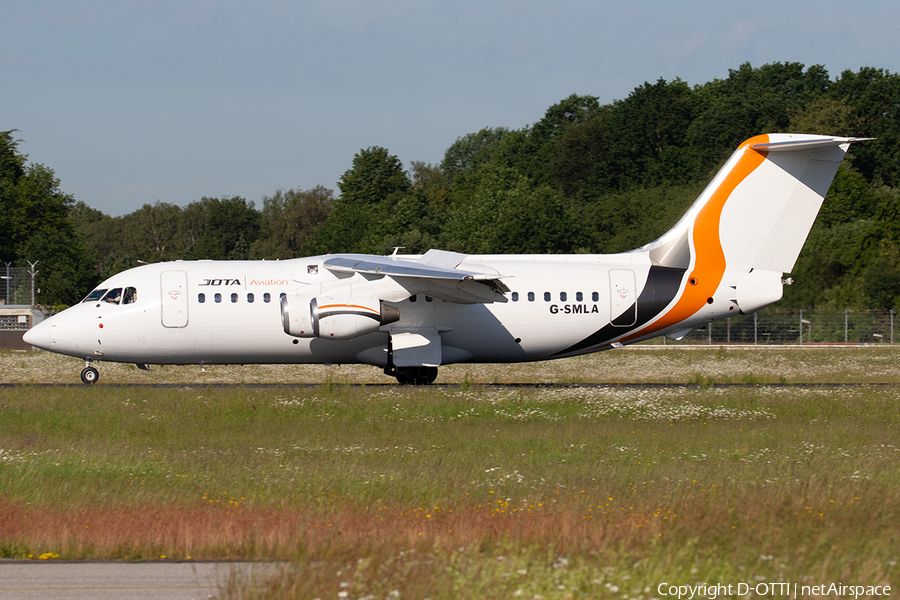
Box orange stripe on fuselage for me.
[621,135,770,343]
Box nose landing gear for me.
[81,361,99,385]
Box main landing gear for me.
[81,361,99,385]
[390,366,438,385]
[384,337,439,384]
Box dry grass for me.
[5,344,900,384]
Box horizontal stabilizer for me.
[750,137,873,152]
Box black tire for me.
[413,366,438,385]
[394,366,438,385]
[81,366,99,385]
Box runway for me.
[2,382,898,390]
[0,561,279,600]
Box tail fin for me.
[558,134,869,353]
[643,133,868,274]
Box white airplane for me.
[25,134,866,384]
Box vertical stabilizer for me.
[618,134,868,341]
[643,134,868,275]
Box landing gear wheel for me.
[394,366,438,385]
[81,366,99,385]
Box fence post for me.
[799,309,803,346]
[845,309,848,343]
[754,312,758,345]
[27,261,39,307]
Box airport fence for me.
[664,309,897,345]
[0,265,36,307]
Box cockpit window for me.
[102,288,123,304]
[83,289,108,303]
[123,287,137,305]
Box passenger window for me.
[83,289,108,303]
[198,293,206,304]
[102,288,123,304]
[264,293,271,303]
[544,292,551,302]
[215,293,222,303]
[409,295,417,303]
[247,293,254,303]
[527,292,535,302]
[592,292,599,302]
[231,293,238,303]
[576,292,583,302]
[511,292,519,302]
[425,296,433,302]
[560,292,567,302]
[123,287,137,304]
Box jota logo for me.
[198,278,241,286]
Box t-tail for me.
[622,133,869,345]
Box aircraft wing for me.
[323,249,510,304]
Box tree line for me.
[4,61,900,311]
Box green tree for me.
[604,78,697,188]
[687,62,829,172]
[369,163,447,254]
[121,202,183,264]
[180,196,260,260]
[253,186,333,259]
[69,201,130,277]
[515,94,604,185]
[0,131,95,305]
[831,67,900,187]
[312,147,411,253]
[440,127,510,183]
[443,165,570,254]
[337,146,410,206]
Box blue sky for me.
[4,0,900,216]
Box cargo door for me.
[161,270,189,328]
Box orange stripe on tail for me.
[622,135,770,342]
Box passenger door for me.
[161,270,189,328]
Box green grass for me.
[2,379,899,596]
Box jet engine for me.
[281,295,400,340]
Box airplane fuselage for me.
[38,251,718,368]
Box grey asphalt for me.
[0,561,280,600]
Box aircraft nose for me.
[23,319,52,350]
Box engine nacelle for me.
[281,295,400,340]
